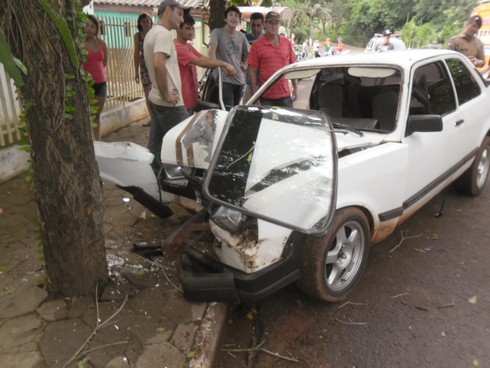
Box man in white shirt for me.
[144,0,188,173]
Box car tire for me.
[297,207,370,302]
[455,136,490,196]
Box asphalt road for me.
[215,185,490,368]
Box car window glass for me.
[308,66,402,132]
[410,61,456,116]
[446,58,481,105]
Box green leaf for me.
[13,57,28,75]
[65,105,76,112]
[37,0,79,67]
[4,288,16,297]
[66,73,76,80]
[19,145,32,153]
[64,113,74,120]
[0,31,25,87]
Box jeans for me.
[148,102,189,173]
[222,82,244,110]
[259,96,293,108]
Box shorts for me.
[92,82,107,97]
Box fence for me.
[99,15,146,110]
[0,15,145,148]
[0,64,22,147]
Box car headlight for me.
[210,206,260,236]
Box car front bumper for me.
[179,245,301,303]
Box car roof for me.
[373,33,402,38]
[289,49,463,70]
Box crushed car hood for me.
[162,108,388,171]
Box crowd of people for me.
[83,0,297,171]
[110,1,297,171]
[83,0,488,171]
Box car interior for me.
[309,66,402,132]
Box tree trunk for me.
[209,0,225,31]
[1,1,108,296]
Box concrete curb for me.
[0,145,30,183]
[189,302,228,368]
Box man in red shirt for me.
[248,11,297,107]
[174,14,236,113]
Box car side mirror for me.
[406,114,443,136]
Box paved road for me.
[216,185,490,367]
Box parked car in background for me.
[95,50,490,304]
[365,33,407,51]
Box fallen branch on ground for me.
[390,292,409,299]
[389,230,423,253]
[221,340,300,363]
[335,318,368,326]
[132,252,183,292]
[62,285,129,368]
[337,301,368,309]
[437,300,455,309]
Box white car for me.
[365,33,407,51]
[95,49,490,303]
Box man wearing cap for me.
[209,6,249,109]
[143,0,188,173]
[248,11,297,107]
[448,15,485,68]
[375,30,394,52]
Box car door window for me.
[446,58,481,105]
[410,61,456,116]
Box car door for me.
[444,57,487,156]
[403,59,462,209]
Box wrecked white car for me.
[95,49,490,303]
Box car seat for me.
[318,83,344,118]
[371,90,399,131]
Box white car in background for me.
[95,50,490,304]
[366,33,407,51]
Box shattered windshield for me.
[204,105,337,234]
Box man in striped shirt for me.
[248,11,297,107]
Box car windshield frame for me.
[203,105,338,234]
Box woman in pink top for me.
[83,15,108,140]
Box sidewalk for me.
[0,118,226,368]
